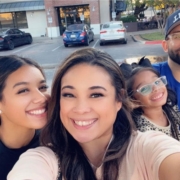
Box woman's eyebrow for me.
[61,85,74,90]
[89,86,107,91]
[61,85,107,91]
[13,80,46,88]
[13,82,28,88]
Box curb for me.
[144,40,163,45]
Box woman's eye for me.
[17,89,29,94]
[91,93,103,98]
[62,93,74,98]
[39,85,48,91]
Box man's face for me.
[164,24,180,65]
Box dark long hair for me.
[127,67,180,140]
[0,55,45,125]
[41,48,136,180]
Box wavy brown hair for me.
[41,48,136,180]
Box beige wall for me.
[99,0,110,24]
[21,10,47,37]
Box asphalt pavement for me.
[33,28,166,69]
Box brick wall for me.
[44,0,100,27]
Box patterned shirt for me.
[136,111,180,140]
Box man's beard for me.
[168,49,180,65]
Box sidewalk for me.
[129,29,164,45]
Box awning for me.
[0,1,45,13]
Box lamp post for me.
[47,8,53,40]
[112,0,116,21]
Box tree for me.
[126,0,180,33]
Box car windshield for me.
[103,23,123,29]
[67,24,84,31]
[0,29,7,34]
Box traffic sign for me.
[112,12,116,19]
[48,17,52,23]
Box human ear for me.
[162,40,168,53]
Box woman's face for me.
[0,65,49,129]
[132,70,168,108]
[60,63,122,144]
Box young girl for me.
[0,55,49,179]
[126,66,180,140]
[8,48,180,180]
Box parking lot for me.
[0,33,167,87]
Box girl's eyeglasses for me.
[136,76,167,96]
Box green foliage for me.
[120,15,137,22]
[140,32,164,40]
[125,0,180,8]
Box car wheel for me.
[123,38,127,44]
[100,42,104,46]
[7,40,14,50]
[27,36,33,44]
[85,38,89,46]
[64,44,68,47]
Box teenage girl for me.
[0,55,49,179]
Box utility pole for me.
[112,0,116,21]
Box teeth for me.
[29,109,46,115]
[74,120,95,126]
[152,93,163,100]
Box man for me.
[153,9,180,108]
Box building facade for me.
[0,0,110,37]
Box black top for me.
[0,131,40,180]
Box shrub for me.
[120,15,137,23]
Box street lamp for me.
[47,8,53,40]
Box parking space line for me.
[12,44,38,53]
[92,39,99,48]
[52,45,64,51]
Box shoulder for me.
[152,61,168,71]
[130,131,180,155]
[7,146,59,180]
[21,146,58,164]
[128,131,180,179]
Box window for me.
[15,12,28,28]
[7,29,14,34]
[0,13,14,30]
[13,29,23,34]
[0,11,28,30]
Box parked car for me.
[62,24,94,47]
[0,29,33,50]
[99,21,127,46]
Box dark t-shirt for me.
[0,131,40,180]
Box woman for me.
[126,66,180,140]
[0,55,49,180]
[8,48,180,180]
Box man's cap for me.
[165,9,180,39]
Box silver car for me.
[99,21,127,46]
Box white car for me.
[99,21,127,46]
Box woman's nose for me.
[72,99,91,114]
[32,90,48,104]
